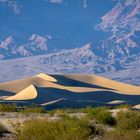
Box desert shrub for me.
[102,130,140,140]
[86,107,116,125]
[47,109,56,116]
[52,109,67,117]
[114,104,132,109]
[47,108,83,118]
[16,117,99,140]
[96,111,116,126]
[20,106,46,113]
[84,106,108,113]
[0,123,8,136]
[116,111,140,130]
[47,108,84,116]
[0,104,17,112]
[85,106,113,114]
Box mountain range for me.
[0,0,140,85]
[0,34,49,59]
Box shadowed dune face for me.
[0,73,140,109]
[0,90,14,96]
[0,90,15,100]
[31,87,140,105]
[50,75,113,90]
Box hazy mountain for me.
[0,34,49,59]
[0,43,139,85]
[0,0,140,84]
[95,0,140,58]
[96,0,140,33]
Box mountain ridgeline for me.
[0,0,140,84]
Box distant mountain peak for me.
[0,34,49,59]
[0,0,21,14]
[0,36,13,50]
[96,0,140,33]
[29,34,48,51]
[80,43,92,50]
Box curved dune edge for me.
[41,99,130,107]
[36,80,118,93]
[0,77,40,93]
[4,85,37,100]
[40,98,104,106]
[0,73,140,95]
[64,74,140,94]
[107,100,127,104]
[0,96,10,100]
[37,74,139,95]
[35,73,57,82]
[0,73,57,93]
[41,99,127,106]
[41,98,67,106]
[34,78,125,94]
[0,73,140,105]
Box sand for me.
[0,73,140,108]
[64,74,140,94]
[35,73,57,82]
[4,85,37,100]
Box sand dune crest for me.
[0,73,140,109]
[35,73,57,82]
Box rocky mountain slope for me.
[0,0,140,84]
[0,34,49,59]
[95,0,140,60]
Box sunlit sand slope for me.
[64,74,140,94]
[0,73,140,109]
[4,85,37,100]
[36,73,57,82]
[0,74,57,93]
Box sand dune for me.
[41,99,127,107]
[4,85,37,100]
[0,73,140,109]
[35,73,57,82]
[107,100,127,105]
[64,74,140,94]
[0,74,56,93]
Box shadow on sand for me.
[24,87,140,109]
[50,75,114,90]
